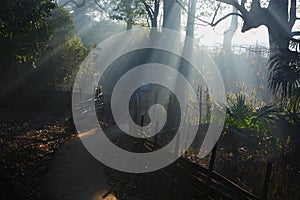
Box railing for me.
[142,137,272,200]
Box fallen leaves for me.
[0,108,77,199]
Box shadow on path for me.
[43,126,120,200]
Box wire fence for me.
[201,44,270,58]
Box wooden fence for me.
[141,134,272,200]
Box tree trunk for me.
[267,22,291,57]
[223,1,238,52]
[267,0,290,56]
[163,0,181,31]
[152,0,160,28]
[126,2,133,30]
[143,0,160,28]
[186,0,197,38]
[151,17,158,28]
[127,19,133,30]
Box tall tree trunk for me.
[163,0,182,31]
[151,17,158,28]
[184,0,197,63]
[223,1,238,52]
[268,24,290,57]
[127,19,133,30]
[152,0,160,28]
[186,0,197,38]
[126,2,133,30]
[267,0,290,56]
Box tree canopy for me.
[0,0,56,68]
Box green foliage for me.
[225,94,277,134]
[38,7,90,90]
[223,93,277,156]
[226,94,254,130]
[268,50,300,112]
[253,105,277,128]
[48,8,74,46]
[96,0,148,28]
[0,0,56,68]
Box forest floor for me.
[0,108,153,200]
[0,108,79,199]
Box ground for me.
[0,109,151,200]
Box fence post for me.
[154,121,159,144]
[262,162,272,200]
[79,87,82,102]
[207,143,217,182]
[198,85,202,123]
[153,92,159,143]
[140,115,144,125]
[209,143,217,171]
[137,114,145,152]
[68,91,73,125]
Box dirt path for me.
[43,127,120,200]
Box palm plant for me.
[226,94,277,131]
[226,94,254,131]
[224,94,277,151]
[268,50,300,112]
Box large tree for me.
[217,0,300,110]
[217,0,298,55]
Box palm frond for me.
[253,105,277,124]
[268,50,300,110]
[228,94,254,121]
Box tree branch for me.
[291,31,300,36]
[290,37,300,44]
[61,0,86,8]
[218,0,268,32]
[211,3,221,25]
[211,12,243,27]
[176,0,244,28]
[94,0,107,12]
[141,0,154,17]
[175,0,211,26]
[217,0,247,16]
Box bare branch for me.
[175,0,211,25]
[217,0,247,15]
[210,3,221,25]
[141,0,154,17]
[291,31,300,36]
[211,12,243,27]
[94,0,107,12]
[61,0,86,8]
[176,0,244,28]
[290,37,300,44]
